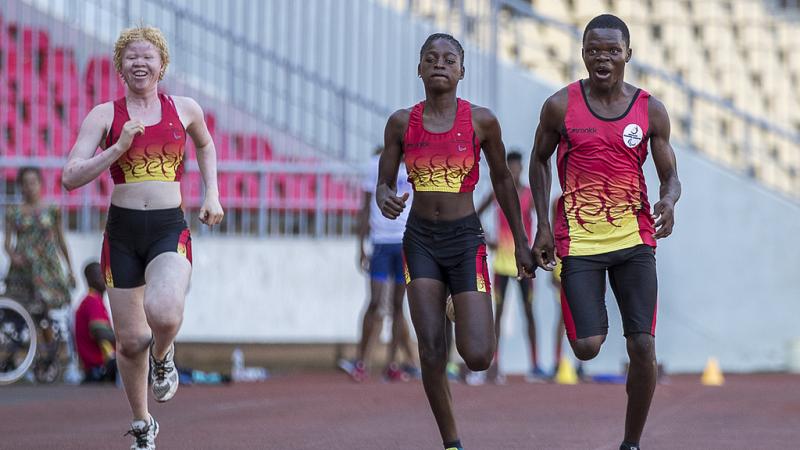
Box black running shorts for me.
[402,213,491,296]
[101,205,192,289]
[560,244,657,340]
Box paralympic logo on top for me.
[623,123,643,148]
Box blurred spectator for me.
[74,262,117,383]
[4,167,75,320]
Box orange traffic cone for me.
[701,357,724,386]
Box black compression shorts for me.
[560,244,657,340]
[101,205,192,289]
[402,213,490,296]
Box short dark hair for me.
[583,14,630,48]
[420,33,464,67]
[16,166,42,185]
[506,151,523,163]
[84,261,106,292]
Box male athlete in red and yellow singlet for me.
[529,15,681,450]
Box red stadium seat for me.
[85,56,125,104]
[204,111,216,137]
[180,171,203,208]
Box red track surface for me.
[1,373,798,449]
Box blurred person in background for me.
[62,25,223,449]
[377,33,535,450]
[4,166,75,334]
[74,261,116,383]
[339,146,419,382]
[529,15,680,450]
[476,150,545,384]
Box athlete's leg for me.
[356,279,386,364]
[108,286,150,421]
[491,274,508,359]
[624,333,656,444]
[407,278,457,442]
[609,245,658,445]
[554,286,565,368]
[389,281,415,364]
[518,278,538,369]
[561,255,609,361]
[143,253,191,359]
[452,290,495,371]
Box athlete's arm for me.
[62,103,142,191]
[377,110,410,220]
[357,191,372,271]
[475,192,495,217]
[475,106,535,278]
[179,96,224,226]
[648,96,681,239]
[529,89,567,270]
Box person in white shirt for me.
[339,147,419,382]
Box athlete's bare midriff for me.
[409,191,475,222]
[111,182,182,210]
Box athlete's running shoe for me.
[384,363,410,382]
[465,370,486,386]
[401,363,422,380]
[337,358,368,382]
[125,415,159,450]
[150,343,179,402]
[524,367,550,383]
[492,370,508,385]
[620,443,641,450]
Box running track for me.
[1,373,798,449]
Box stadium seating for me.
[390,0,799,198]
[0,18,359,215]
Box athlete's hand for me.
[359,249,370,272]
[117,120,145,152]
[199,194,224,226]
[652,199,675,239]
[515,246,536,279]
[531,228,557,271]
[377,189,409,220]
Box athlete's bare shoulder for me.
[386,107,412,133]
[646,94,670,136]
[539,87,569,131]
[469,103,499,129]
[170,95,203,114]
[84,101,114,130]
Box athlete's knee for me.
[571,335,605,361]
[460,340,494,371]
[463,350,493,371]
[116,332,151,358]
[626,333,655,363]
[417,340,447,370]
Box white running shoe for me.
[150,343,179,402]
[465,370,486,386]
[126,415,159,450]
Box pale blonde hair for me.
[113,25,170,81]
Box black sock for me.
[620,441,640,450]
[444,439,463,449]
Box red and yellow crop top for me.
[105,93,186,184]
[403,98,480,193]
